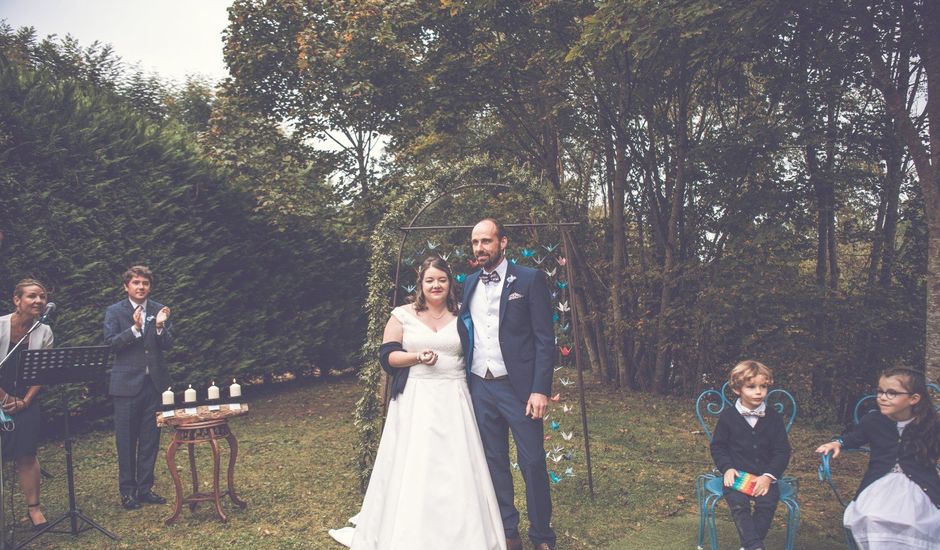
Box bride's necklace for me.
[424,308,448,320]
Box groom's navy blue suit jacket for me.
[458,261,554,403]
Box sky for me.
[0,0,231,84]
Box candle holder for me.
[227,379,242,410]
[183,384,198,414]
[207,381,221,411]
[160,386,177,415]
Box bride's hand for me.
[418,349,438,366]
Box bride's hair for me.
[413,256,459,314]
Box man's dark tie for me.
[740,409,765,417]
[480,271,501,284]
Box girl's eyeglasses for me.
[876,389,913,400]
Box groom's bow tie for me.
[740,409,765,418]
[480,271,501,284]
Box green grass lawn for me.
[13,375,861,548]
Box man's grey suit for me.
[104,299,172,497]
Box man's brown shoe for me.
[534,544,554,550]
[506,537,523,550]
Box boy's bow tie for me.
[740,409,765,417]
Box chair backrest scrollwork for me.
[695,381,797,442]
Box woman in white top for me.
[0,279,53,530]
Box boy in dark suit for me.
[710,360,791,550]
[103,265,173,510]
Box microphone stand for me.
[0,313,47,550]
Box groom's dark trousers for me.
[470,376,554,545]
[459,262,556,548]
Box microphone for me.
[40,302,56,324]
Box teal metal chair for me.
[695,382,800,550]
[817,383,940,549]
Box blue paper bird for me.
[549,471,562,484]
[560,323,570,333]
[556,280,568,289]
[564,467,574,477]
[521,248,536,258]
[550,420,560,431]
[509,258,518,265]
[553,312,559,324]
[455,273,467,283]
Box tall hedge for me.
[0,57,367,423]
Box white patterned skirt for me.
[844,471,940,549]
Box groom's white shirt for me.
[470,258,509,379]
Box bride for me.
[330,256,506,550]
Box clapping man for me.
[103,266,172,510]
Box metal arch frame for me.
[385,182,595,498]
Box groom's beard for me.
[480,248,504,271]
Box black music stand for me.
[11,346,118,549]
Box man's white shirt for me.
[470,259,509,379]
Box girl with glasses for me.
[815,367,940,548]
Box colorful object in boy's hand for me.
[732,472,761,496]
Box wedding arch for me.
[354,179,595,499]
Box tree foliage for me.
[0,28,367,423]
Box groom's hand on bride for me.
[525,393,549,419]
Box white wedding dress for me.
[330,306,506,550]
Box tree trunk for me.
[857,0,940,382]
[879,133,903,287]
[653,85,689,394]
[611,128,632,389]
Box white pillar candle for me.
[184,384,197,403]
[208,381,220,400]
[230,379,241,398]
[162,387,174,406]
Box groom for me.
[458,218,556,550]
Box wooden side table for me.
[157,405,249,525]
